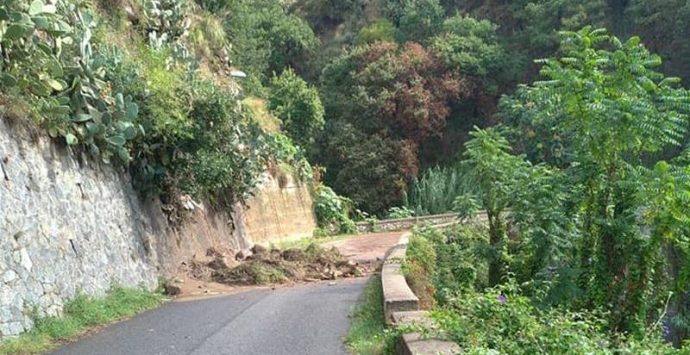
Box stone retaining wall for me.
[356,214,459,234]
[0,118,316,338]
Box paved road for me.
[51,232,404,355]
[51,278,367,355]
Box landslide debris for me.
[187,244,367,286]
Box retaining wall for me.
[356,212,490,234]
[0,118,316,338]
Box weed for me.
[0,287,163,355]
[346,275,398,355]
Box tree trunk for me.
[488,210,506,286]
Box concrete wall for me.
[0,118,316,338]
[237,172,316,245]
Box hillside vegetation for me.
[0,0,315,220]
[2,0,690,350]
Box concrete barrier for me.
[397,333,461,355]
[382,233,419,323]
[381,228,462,355]
[357,212,490,234]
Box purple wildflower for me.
[498,294,507,304]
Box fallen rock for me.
[235,249,253,261]
[251,244,267,255]
[208,256,235,270]
[164,284,182,296]
[281,248,305,262]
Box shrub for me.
[408,165,475,215]
[385,206,415,219]
[268,69,325,151]
[355,19,396,45]
[432,282,678,354]
[0,1,143,164]
[142,0,191,48]
[403,232,437,309]
[313,185,356,235]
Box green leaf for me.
[29,0,44,16]
[73,113,92,122]
[0,73,17,86]
[65,133,78,146]
[46,79,65,91]
[122,125,137,140]
[126,103,139,121]
[47,105,71,115]
[115,93,124,108]
[30,81,51,96]
[31,16,49,29]
[4,24,27,40]
[107,135,126,146]
[86,122,100,136]
[102,112,112,125]
[117,147,131,163]
[36,42,52,55]
[47,59,63,77]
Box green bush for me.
[314,185,356,235]
[0,1,143,164]
[142,0,191,49]
[268,68,325,151]
[432,281,678,354]
[408,166,475,215]
[403,231,437,308]
[355,19,396,45]
[385,206,415,219]
[408,225,488,306]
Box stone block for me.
[397,333,461,355]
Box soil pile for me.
[187,244,369,286]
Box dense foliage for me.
[403,28,690,348]
[4,0,690,348]
[319,41,465,214]
[408,225,686,353]
[268,68,324,151]
[407,166,474,215]
[0,0,314,221]
[313,185,356,235]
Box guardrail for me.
[381,230,460,355]
[356,212,490,234]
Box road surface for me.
[51,232,403,355]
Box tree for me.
[318,41,465,214]
[430,15,507,78]
[502,27,690,333]
[268,68,325,150]
[627,0,690,83]
[319,121,419,214]
[223,0,319,84]
[394,0,445,43]
[460,126,529,286]
[355,19,396,45]
[322,41,464,142]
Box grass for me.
[345,275,397,355]
[243,97,282,133]
[0,287,164,355]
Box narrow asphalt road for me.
[50,232,403,355]
[51,278,367,355]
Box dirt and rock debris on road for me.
[166,232,403,298]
